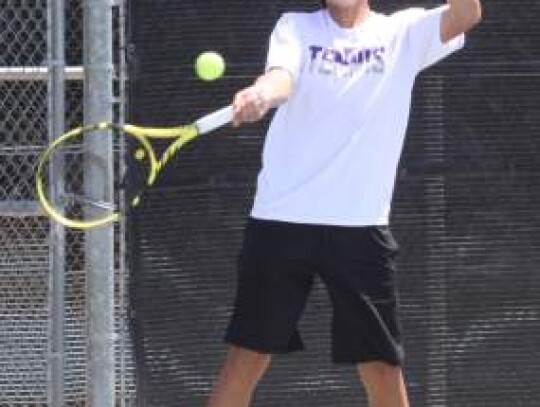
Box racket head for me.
[36,123,197,229]
[36,106,231,229]
[36,123,126,229]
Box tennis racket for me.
[36,105,234,229]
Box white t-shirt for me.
[250,6,464,226]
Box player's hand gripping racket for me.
[36,105,233,229]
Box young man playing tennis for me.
[207,0,481,406]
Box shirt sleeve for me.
[403,5,465,72]
[265,13,303,81]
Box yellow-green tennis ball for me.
[195,51,225,81]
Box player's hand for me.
[232,84,272,126]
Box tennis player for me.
[207,1,481,406]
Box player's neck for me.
[327,3,371,29]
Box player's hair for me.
[321,0,326,7]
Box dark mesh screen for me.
[128,1,540,405]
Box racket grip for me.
[195,105,234,134]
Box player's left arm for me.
[441,0,482,43]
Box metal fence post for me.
[83,0,115,405]
[47,0,66,404]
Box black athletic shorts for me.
[224,217,405,366]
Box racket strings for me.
[60,193,116,211]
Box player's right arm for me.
[232,13,301,126]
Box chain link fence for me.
[0,0,135,404]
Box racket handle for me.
[195,105,234,135]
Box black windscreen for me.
[128,1,540,405]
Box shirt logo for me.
[308,45,386,78]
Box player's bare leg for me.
[357,361,410,407]
[206,345,271,407]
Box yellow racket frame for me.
[36,122,199,229]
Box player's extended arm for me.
[232,67,293,126]
[441,0,482,43]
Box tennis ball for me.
[195,51,225,81]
